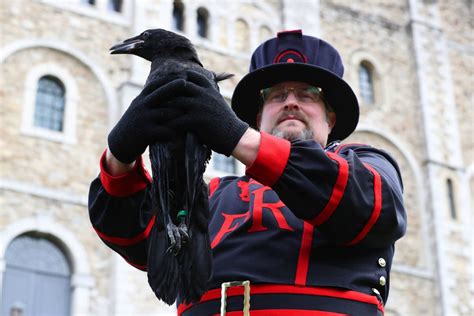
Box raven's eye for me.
[142,31,150,38]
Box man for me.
[89,30,406,315]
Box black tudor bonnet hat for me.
[231,29,359,142]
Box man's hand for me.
[108,78,186,164]
[162,71,249,156]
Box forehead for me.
[271,81,313,89]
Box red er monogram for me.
[211,181,294,248]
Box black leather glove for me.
[108,78,186,163]
[163,71,249,156]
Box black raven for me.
[110,28,232,304]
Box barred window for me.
[197,7,209,38]
[358,62,375,104]
[108,0,122,13]
[34,76,65,132]
[213,153,237,174]
[173,1,185,31]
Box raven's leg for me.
[166,214,181,255]
[177,210,190,242]
[166,212,190,255]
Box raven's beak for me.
[110,36,144,54]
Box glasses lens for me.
[261,87,286,102]
[296,86,323,102]
[260,86,323,103]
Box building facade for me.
[0,0,472,315]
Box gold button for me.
[379,276,386,286]
[378,258,386,267]
[372,288,381,295]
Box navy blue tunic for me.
[88,132,406,315]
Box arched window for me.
[358,61,375,104]
[108,0,122,13]
[34,75,66,132]
[213,153,237,174]
[1,234,72,316]
[172,1,185,31]
[197,7,209,38]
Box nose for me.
[283,92,300,111]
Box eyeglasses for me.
[260,86,324,104]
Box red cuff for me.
[99,150,152,197]
[246,132,291,186]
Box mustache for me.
[277,110,308,125]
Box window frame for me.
[21,64,78,144]
[349,51,386,108]
[33,75,66,132]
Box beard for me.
[271,125,314,141]
[270,110,314,141]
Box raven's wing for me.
[179,133,212,303]
[147,142,180,305]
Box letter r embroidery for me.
[248,186,294,232]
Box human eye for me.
[303,87,323,102]
[269,89,286,102]
[297,88,315,102]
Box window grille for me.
[34,76,65,132]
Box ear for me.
[256,111,262,129]
[327,112,336,133]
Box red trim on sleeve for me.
[94,215,156,247]
[310,152,349,226]
[99,149,152,197]
[346,164,382,246]
[294,221,314,286]
[246,132,291,186]
[209,177,221,198]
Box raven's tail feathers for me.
[147,221,180,305]
[147,142,180,305]
[179,183,212,304]
[179,134,212,304]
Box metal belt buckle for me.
[220,280,250,316]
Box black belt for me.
[178,282,384,316]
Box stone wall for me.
[1,0,472,315]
